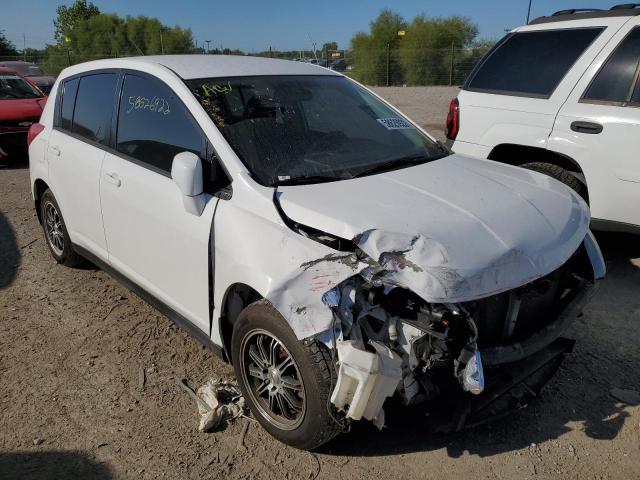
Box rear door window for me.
[116,73,203,174]
[465,28,604,98]
[59,78,79,130]
[71,73,118,145]
[583,27,640,104]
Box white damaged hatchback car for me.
[28,55,605,449]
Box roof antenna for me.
[526,0,533,24]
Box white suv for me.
[29,55,604,449]
[448,4,640,233]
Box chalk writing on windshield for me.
[199,81,233,97]
[126,95,171,115]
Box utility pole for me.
[23,33,26,61]
[205,40,211,53]
[386,42,390,86]
[449,42,455,86]
[269,46,273,58]
[526,0,533,24]
[159,28,164,54]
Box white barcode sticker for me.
[376,117,414,130]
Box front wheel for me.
[231,300,342,449]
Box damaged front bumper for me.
[319,234,602,429]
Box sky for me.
[1,0,626,52]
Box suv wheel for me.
[231,299,342,449]
[521,162,588,201]
[40,189,83,266]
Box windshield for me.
[0,74,42,100]
[187,75,446,186]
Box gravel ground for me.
[1,87,639,479]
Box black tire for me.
[521,162,588,201]
[231,299,342,450]
[40,189,84,267]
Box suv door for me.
[549,22,640,228]
[100,71,218,334]
[48,72,119,261]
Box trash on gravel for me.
[177,377,246,432]
[610,388,640,405]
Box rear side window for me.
[583,27,640,104]
[72,73,118,145]
[116,73,203,173]
[465,28,604,98]
[59,78,79,130]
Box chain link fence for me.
[0,46,488,87]
[344,47,487,87]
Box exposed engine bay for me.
[319,242,599,430]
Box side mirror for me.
[171,151,205,216]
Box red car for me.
[0,66,47,164]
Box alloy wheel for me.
[240,329,306,430]
[44,201,64,256]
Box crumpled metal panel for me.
[265,155,592,340]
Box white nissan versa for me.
[29,55,605,449]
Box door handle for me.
[104,172,121,187]
[571,121,603,134]
[49,146,60,156]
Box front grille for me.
[467,246,588,349]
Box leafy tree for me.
[0,30,18,56]
[54,0,100,44]
[398,16,478,85]
[350,10,407,85]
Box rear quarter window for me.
[465,27,604,98]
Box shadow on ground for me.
[0,451,113,480]
[0,212,20,289]
[321,231,640,458]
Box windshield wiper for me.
[273,174,348,186]
[351,154,434,178]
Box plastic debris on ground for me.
[177,377,246,432]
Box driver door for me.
[100,72,217,333]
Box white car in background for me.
[28,55,604,449]
[447,4,640,234]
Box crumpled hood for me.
[277,154,590,303]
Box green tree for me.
[0,30,18,56]
[350,10,407,85]
[398,15,478,85]
[54,0,100,44]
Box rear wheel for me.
[521,162,588,201]
[231,299,342,449]
[40,189,83,267]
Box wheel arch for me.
[218,282,264,363]
[33,178,50,224]
[488,144,588,197]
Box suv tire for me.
[40,189,84,267]
[521,162,588,201]
[231,299,342,449]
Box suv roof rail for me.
[611,3,640,9]
[530,4,640,24]
[553,8,603,16]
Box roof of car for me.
[66,55,339,80]
[529,4,640,25]
[0,66,20,75]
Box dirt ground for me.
[1,87,639,480]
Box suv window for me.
[59,78,79,130]
[71,73,118,145]
[465,28,604,98]
[583,27,640,104]
[116,73,203,174]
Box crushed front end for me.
[320,231,604,430]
